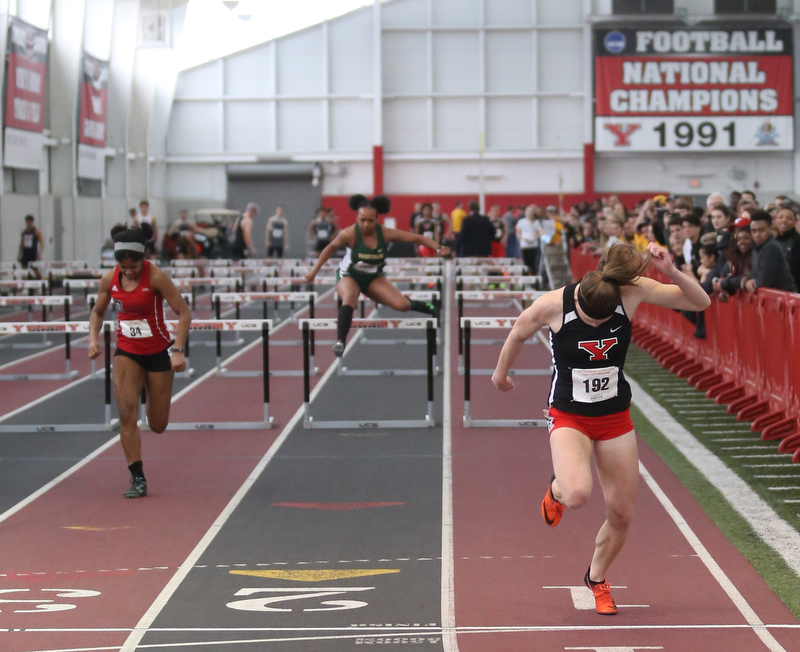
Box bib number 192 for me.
[571,366,619,404]
[583,377,610,393]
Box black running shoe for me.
[124,477,147,498]
[333,340,345,357]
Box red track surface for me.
[450,298,800,651]
[0,300,334,652]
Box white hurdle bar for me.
[0,323,119,432]
[0,295,73,350]
[141,319,274,431]
[356,291,442,348]
[456,275,541,287]
[461,317,549,428]
[456,290,546,370]
[211,292,319,377]
[299,318,437,429]
[456,265,530,275]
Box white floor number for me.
[227,587,374,613]
[0,588,101,613]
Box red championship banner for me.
[594,25,794,152]
[78,52,108,148]
[4,17,47,133]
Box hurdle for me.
[455,265,531,276]
[461,318,549,428]
[0,323,119,432]
[211,292,319,377]
[300,318,437,428]
[0,295,73,350]
[456,290,545,371]
[0,279,48,296]
[141,319,274,431]
[357,289,442,347]
[173,277,241,310]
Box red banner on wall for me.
[4,17,47,133]
[78,52,108,148]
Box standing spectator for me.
[729,190,742,212]
[622,216,648,252]
[541,205,563,246]
[409,202,423,233]
[745,211,797,293]
[488,205,506,258]
[681,214,702,277]
[741,190,758,206]
[604,216,625,249]
[232,202,258,260]
[460,200,493,257]
[309,208,336,257]
[774,206,800,291]
[167,209,198,259]
[503,204,519,258]
[18,214,43,269]
[674,196,693,218]
[265,206,289,258]
[517,205,543,275]
[451,200,466,256]
[128,207,138,226]
[715,221,753,299]
[432,201,452,250]
[416,203,439,257]
[137,200,159,258]
[709,203,733,253]
[705,191,725,211]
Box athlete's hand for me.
[88,340,102,359]
[304,270,317,284]
[492,373,515,392]
[436,246,451,257]
[646,242,672,274]
[171,351,187,373]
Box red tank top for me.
[110,260,172,355]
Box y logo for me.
[603,123,641,147]
[577,338,618,361]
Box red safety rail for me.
[569,247,800,462]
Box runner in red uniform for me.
[88,224,191,498]
[492,243,710,614]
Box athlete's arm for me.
[243,219,254,254]
[629,243,711,313]
[265,217,274,247]
[283,219,290,250]
[308,219,316,237]
[36,228,44,258]
[492,291,559,392]
[383,227,450,257]
[304,228,354,282]
[88,271,114,360]
[17,230,23,260]
[150,266,190,373]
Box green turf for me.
[626,346,800,618]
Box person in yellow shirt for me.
[451,200,467,256]
[623,216,649,252]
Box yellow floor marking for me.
[63,526,131,532]
[229,569,400,582]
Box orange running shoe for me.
[584,568,618,615]
[541,474,565,527]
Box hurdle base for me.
[339,367,436,377]
[269,339,336,346]
[360,337,442,346]
[0,369,80,381]
[218,368,318,378]
[0,341,55,350]
[159,419,274,431]
[459,368,551,377]
[469,338,537,346]
[191,338,246,347]
[304,416,434,429]
[463,418,549,428]
[0,419,119,433]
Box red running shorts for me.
[545,406,634,441]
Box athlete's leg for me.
[549,427,593,509]
[144,370,175,433]
[334,276,361,354]
[365,276,412,312]
[588,430,639,582]
[113,355,147,464]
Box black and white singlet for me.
[548,282,632,417]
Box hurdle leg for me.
[303,322,311,426]
[426,321,435,425]
[263,322,271,424]
[104,325,113,426]
[464,321,471,426]
[64,299,72,376]
[457,291,464,372]
[309,295,316,373]
[215,296,222,371]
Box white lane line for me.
[712,438,762,442]
[768,487,800,491]
[629,378,800,585]
[722,446,779,451]
[440,261,458,652]
[639,461,787,652]
[120,294,362,652]
[0,291,333,528]
[754,476,800,479]
[732,455,792,459]
[745,464,796,468]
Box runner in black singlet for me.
[492,243,710,615]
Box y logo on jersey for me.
[578,338,618,361]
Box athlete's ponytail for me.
[111,223,151,262]
[578,243,650,320]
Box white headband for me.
[114,242,145,253]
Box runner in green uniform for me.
[305,194,450,356]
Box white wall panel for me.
[487,99,533,150]
[537,0,582,25]
[225,102,275,153]
[486,31,533,93]
[167,102,223,153]
[330,9,372,95]
[73,198,104,261]
[330,100,373,151]
[167,164,227,200]
[277,101,324,151]
[432,0,480,27]
[174,62,221,97]
[596,153,794,195]
[433,33,480,94]
[486,0,532,26]
[384,99,428,151]
[277,28,323,96]
[382,0,427,28]
[321,161,373,196]
[538,31,582,93]
[0,196,40,263]
[225,46,273,97]
[384,159,583,193]
[539,97,583,149]
[383,32,427,94]
[434,99,479,151]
